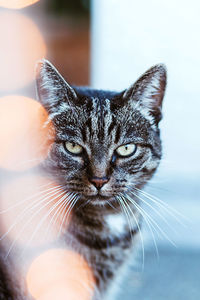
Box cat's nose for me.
[89,176,109,189]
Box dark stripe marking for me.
[73,228,138,250]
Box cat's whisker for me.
[58,194,79,238]
[125,193,177,247]
[127,194,161,258]
[116,195,134,242]
[129,200,162,242]
[132,186,188,224]
[123,193,160,259]
[54,193,75,238]
[4,189,67,258]
[0,187,64,242]
[119,196,142,258]
[0,182,62,214]
[45,193,72,239]
[106,200,118,211]
[76,198,90,210]
[45,192,78,239]
[128,184,184,219]
[117,194,144,266]
[116,195,143,264]
[53,198,71,238]
[21,192,71,255]
[128,190,179,235]
[129,198,166,243]
[119,194,145,270]
[125,193,169,241]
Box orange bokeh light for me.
[26,249,95,300]
[0,175,71,248]
[0,12,46,91]
[0,95,54,171]
[0,0,40,9]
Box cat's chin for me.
[82,194,115,206]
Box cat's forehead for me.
[53,94,152,148]
[86,97,112,121]
[83,96,150,139]
[81,96,118,145]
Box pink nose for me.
[90,176,109,189]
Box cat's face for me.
[36,60,166,205]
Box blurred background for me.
[0,0,199,299]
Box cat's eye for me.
[116,144,136,157]
[64,142,83,155]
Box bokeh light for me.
[0,12,46,91]
[0,175,71,247]
[26,249,95,300]
[0,95,54,171]
[0,0,40,9]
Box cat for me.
[35,60,167,299]
[0,60,166,299]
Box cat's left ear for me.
[123,64,167,124]
[36,59,77,112]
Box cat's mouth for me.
[90,194,111,200]
[64,184,116,201]
[82,189,114,198]
[81,193,116,205]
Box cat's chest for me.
[105,213,128,236]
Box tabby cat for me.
[35,60,166,299]
[0,60,167,299]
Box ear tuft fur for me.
[124,64,167,124]
[36,59,77,112]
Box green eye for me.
[116,144,136,157]
[64,142,83,155]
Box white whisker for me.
[21,192,70,255]
[58,195,79,237]
[125,192,159,259]
[133,186,189,224]
[125,194,164,242]
[0,182,62,214]
[45,194,71,239]
[116,195,134,241]
[125,193,177,247]
[0,187,64,242]
[5,189,67,258]
[119,194,145,270]
[129,190,178,235]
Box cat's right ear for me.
[123,64,167,125]
[36,59,77,112]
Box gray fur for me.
[35,60,167,299]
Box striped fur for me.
[36,60,167,299]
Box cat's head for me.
[36,60,166,205]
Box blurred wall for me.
[42,0,90,86]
